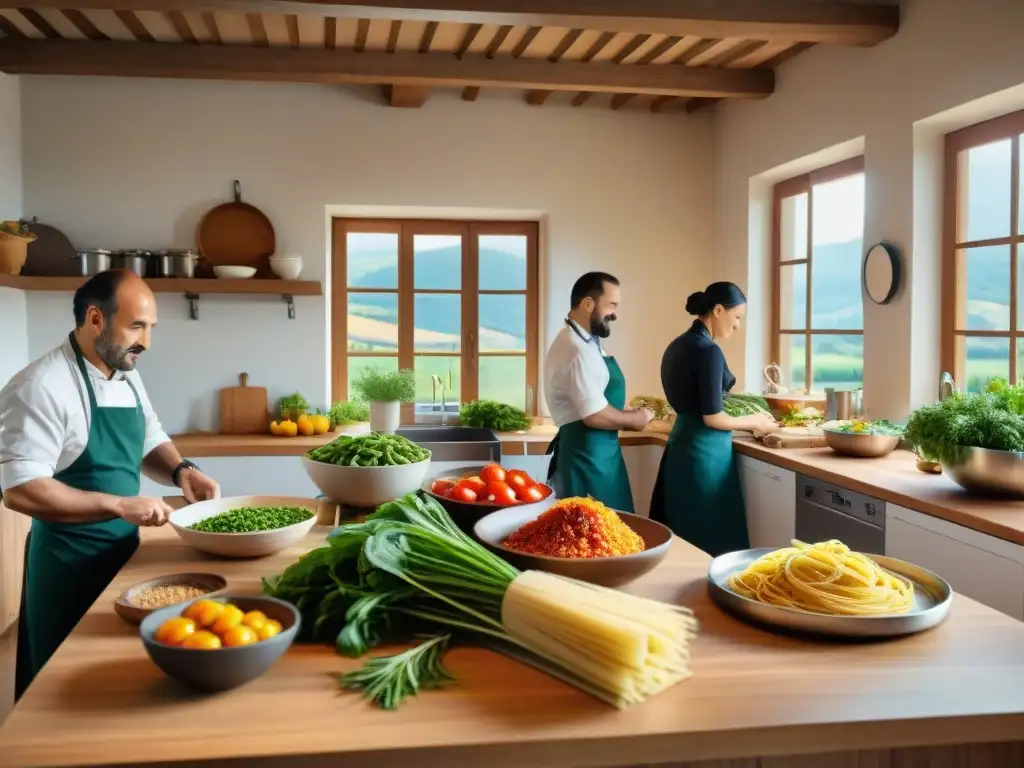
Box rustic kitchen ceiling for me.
[0,1,900,113]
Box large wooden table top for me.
[2,526,1024,768]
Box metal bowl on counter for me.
[823,427,901,458]
[941,446,1024,498]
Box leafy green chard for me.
[723,393,771,418]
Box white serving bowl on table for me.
[301,453,432,508]
[169,495,319,558]
[474,504,673,588]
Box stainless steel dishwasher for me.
[794,474,886,555]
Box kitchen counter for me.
[172,426,1024,546]
[2,526,1024,767]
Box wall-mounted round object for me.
[863,241,901,305]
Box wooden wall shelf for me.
[0,275,323,320]
[0,274,323,296]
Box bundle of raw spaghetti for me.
[503,496,646,558]
[727,539,914,616]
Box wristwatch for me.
[172,459,201,488]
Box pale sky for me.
[348,232,525,257]
[812,173,866,246]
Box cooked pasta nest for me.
[727,539,915,616]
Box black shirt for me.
[661,320,737,416]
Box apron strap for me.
[545,432,561,481]
[67,332,144,414]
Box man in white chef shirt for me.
[543,272,653,511]
[0,269,221,700]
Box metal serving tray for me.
[707,547,953,639]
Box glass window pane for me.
[963,139,1011,242]
[348,293,398,351]
[778,334,806,392]
[479,235,527,290]
[414,293,461,352]
[348,356,398,400]
[347,232,397,288]
[780,193,808,262]
[479,294,526,352]
[959,245,1010,331]
[1019,134,1024,236]
[1017,338,1024,386]
[959,336,1009,393]
[811,173,864,331]
[414,234,462,290]
[811,335,863,392]
[479,356,527,410]
[415,355,461,408]
[778,263,806,330]
[1018,245,1024,331]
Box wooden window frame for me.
[771,155,866,392]
[330,217,540,420]
[942,109,1024,386]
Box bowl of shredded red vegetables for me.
[473,497,673,587]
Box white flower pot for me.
[370,400,401,434]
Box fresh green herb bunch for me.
[353,366,416,403]
[904,387,1024,464]
[723,393,771,418]
[458,399,532,432]
[278,392,309,419]
[329,400,370,425]
[306,432,430,467]
[188,506,313,533]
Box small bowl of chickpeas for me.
[139,594,300,692]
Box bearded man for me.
[0,269,220,699]
[542,272,653,512]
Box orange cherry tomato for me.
[505,469,533,492]
[456,476,486,494]
[478,464,506,485]
[155,616,196,646]
[182,630,222,650]
[222,625,259,647]
[431,479,455,498]
[485,481,518,506]
[518,484,546,504]
[449,485,478,503]
[257,620,283,641]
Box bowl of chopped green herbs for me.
[169,496,319,558]
[301,432,431,508]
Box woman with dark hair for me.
[648,282,778,556]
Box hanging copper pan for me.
[196,180,276,278]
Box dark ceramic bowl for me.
[421,463,556,532]
[473,505,673,587]
[139,595,300,693]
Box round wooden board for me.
[196,181,276,277]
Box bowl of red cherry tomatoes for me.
[422,463,556,532]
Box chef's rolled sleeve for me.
[565,349,608,420]
[0,379,65,493]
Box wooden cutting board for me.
[218,373,269,435]
[760,425,827,449]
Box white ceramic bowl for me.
[269,256,303,280]
[213,265,257,279]
[169,495,319,558]
[301,454,431,508]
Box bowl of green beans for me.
[301,432,432,508]
[168,496,320,558]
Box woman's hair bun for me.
[685,291,707,316]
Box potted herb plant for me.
[328,399,370,431]
[352,366,416,434]
[277,392,309,423]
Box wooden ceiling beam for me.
[13,1,901,46]
[0,38,776,99]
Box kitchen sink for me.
[395,425,501,464]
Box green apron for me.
[649,412,748,557]
[547,354,634,513]
[15,333,145,700]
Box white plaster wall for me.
[20,76,717,435]
[715,0,1024,419]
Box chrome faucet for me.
[939,371,957,402]
[430,374,449,425]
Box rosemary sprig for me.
[338,634,456,710]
